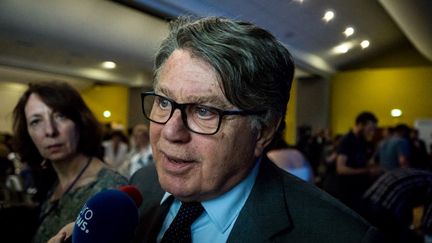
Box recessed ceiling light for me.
[343,27,355,37]
[323,11,335,22]
[391,109,402,118]
[333,42,352,54]
[360,40,370,49]
[293,0,304,3]
[103,110,112,118]
[102,61,116,69]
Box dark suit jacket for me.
[130,158,383,243]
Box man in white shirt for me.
[122,124,153,178]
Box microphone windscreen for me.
[119,185,143,207]
[72,188,140,243]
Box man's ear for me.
[254,118,282,157]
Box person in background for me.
[102,129,129,172]
[124,17,383,243]
[376,124,411,171]
[12,81,127,243]
[430,144,432,169]
[362,168,432,243]
[0,140,21,203]
[267,130,314,182]
[336,111,381,211]
[381,126,394,142]
[320,134,343,197]
[410,128,430,170]
[119,123,153,178]
[308,128,327,176]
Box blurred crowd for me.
[264,112,432,243]
[2,110,432,242]
[295,124,431,194]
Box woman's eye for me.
[54,113,67,121]
[29,119,40,127]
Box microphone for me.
[71,186,142,243]
[118,185,143,207]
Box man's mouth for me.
[160,151,197,174]
[165,153,194,164]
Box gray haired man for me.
[131,16,384,243]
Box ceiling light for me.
[343,27,355,37]
[102,61,116,69]
[360,40,370,49]
[333,42,352,54]
[322,11,334,22]
[391,109,402,118]
[103,110,112,118]
[293,0,304,3]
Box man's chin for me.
[160,180,198,201]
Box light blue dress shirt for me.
[157,160,261,243]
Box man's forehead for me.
[154,49,235,108]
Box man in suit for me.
[131,16,383,243]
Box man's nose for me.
[161,109,190,142]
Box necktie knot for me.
[161,201,204,243]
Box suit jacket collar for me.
[227,157,293,242]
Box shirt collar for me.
[160,158,261,232]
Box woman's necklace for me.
[54,156,93,199]
[38,156,93,225]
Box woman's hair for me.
[12,81,103,164]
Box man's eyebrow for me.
[155,86,233,109]
[189,95,231,109]
[155,86,173,98]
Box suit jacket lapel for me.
[131,195,173,243]
[147,196,173,243]
[130,165,173,243]
[228,158,293,242]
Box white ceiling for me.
[0,0,168,88]
[0,0,431,89]
[131,0,432,72]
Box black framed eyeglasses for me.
[141,92,263,135]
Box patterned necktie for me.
[160,201,204,243]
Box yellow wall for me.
[284,79,297,144]
[331,66,432,135]
[81,84,129,131]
